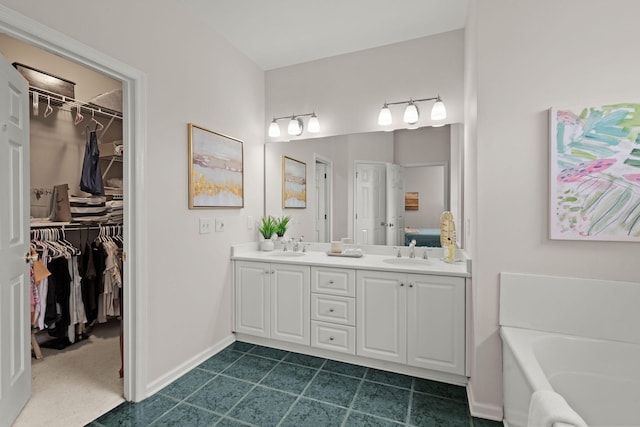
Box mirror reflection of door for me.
[355,162,387,245]
[386,163,405,246]
[314,157,332,242]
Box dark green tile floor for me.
[89,341,502,427]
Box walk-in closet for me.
[1,33,127,426]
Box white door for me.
[315,162,327,242]
[354,163,386,245]
[271,264,310,345]
[0,54,31,427]
[356,270,406,364]
[234,261,271,338]
[385,163,405,246]
[406,274,465,375]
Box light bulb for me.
[431,98,447,121]
[307,113,320,133]
[268,120,280,137]
[403,102,419,125]
[378,104,392,126]
[288,117,302,136]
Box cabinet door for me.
[271,264,310,345]
[407,274,465,374]
[356,270,406,363]
[234,261,270,337]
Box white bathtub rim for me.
[500,326,554,393]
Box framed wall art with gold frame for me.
[188,123,244,208]
[282,155,306,208]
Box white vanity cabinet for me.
[234,261,310,345]
[356,270,465,375]
[310,267,356,354]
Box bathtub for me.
[501,326,640,427]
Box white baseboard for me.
[145,334,235,397]
[467,382,504,422]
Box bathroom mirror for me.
[264,123,464,248]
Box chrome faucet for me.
[293,235,304,252]
[409,239,416,258]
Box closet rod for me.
[29,87,123,120]
[31,223,123,231]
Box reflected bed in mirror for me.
[264,124,464,248]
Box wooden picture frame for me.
[282,156,306,208]
[188,123,244,208]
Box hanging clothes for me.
[80,129,105,195]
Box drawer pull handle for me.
[328,280,334,284]
[329,308,335,313]
[329,336,335,341]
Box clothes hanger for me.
[74,104,84,125]
[44,96,53,118]
[91,110,105,131]
[32,92,39,116]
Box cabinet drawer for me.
[311,321,355,354]
[311,294,355,325]
[311,267,355,297]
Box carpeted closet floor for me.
[13,320,124,427]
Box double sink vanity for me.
[231,242,471,386]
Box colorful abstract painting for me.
[550,103,640,241]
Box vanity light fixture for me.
[268,112,320,137]
[377,95,447,126]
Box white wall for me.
[467,0,640,419]
[266,30,465,140]
[0,0,265,392]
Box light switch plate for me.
[199,218,212,234]
[215,217,225,232]
[247,215,254,231]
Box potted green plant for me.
[258,215,277,251]
[272,215,291,249]
[274,215,291,238]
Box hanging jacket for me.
[80,130,105,195]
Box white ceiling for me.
[177,0,468,70]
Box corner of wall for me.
[467,381,504,422]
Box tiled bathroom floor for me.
[89,341,501,427]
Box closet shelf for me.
[28,86,123,120]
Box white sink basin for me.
[382,257,431,266]
[268,251,306,257]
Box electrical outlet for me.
[215,217,225,232]
[247,215,254,231]
[199,218,212,234]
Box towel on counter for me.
[527,390,587,427]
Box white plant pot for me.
[260,239,275,251]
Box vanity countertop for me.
[231,243,470,278]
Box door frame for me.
[0,5,148,401]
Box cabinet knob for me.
[329,336,335,341]
[329,308,335,313]
[400,282,405,287]
[328,280,334,285]
[409,283,414,288]
[271,270,275,274]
